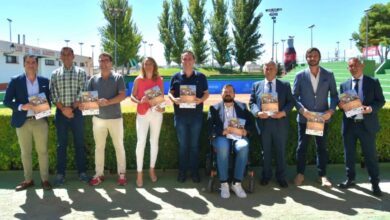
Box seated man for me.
[208,84,252,199]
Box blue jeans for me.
[212,136,249,182]
[174,114,203,176]
[55,108,86,176]
[296,122,329,176]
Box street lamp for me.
[281,39,286,64]
[64,40,70,46]
[349,38,353,49]
[336,41,340,61]
[364,8,372,58]
[91,44,95,68]
[148,43,153,57]
[308,24,315,48]
[7,18,12,42]
[142,40,147,57]
[265,8,282,61]
[274,42,279,63]
[79,42,84,56]
[109,7,125,67]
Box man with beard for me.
[208,84,252,198]
[249,61,294,188]
[292,47,339,187]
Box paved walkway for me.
[1,164,389,219]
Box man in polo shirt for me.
[168,50,209,183]
[50,47,89,185]
[85,52,127,186]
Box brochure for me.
[305,112,325,136]
[339,90,363,118]
[28,92,51,119]
[179,85,196,109]
[261,92,279,116]
[81,91,99,116]
[144,86,166,112]
[227,117,246,141]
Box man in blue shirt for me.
[168,51,209,183]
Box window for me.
[73,62,77,66]
[59,61,62,66]
[45,59,55,66]
[80,62,85,67]
[5,55,17,64]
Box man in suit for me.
[208,84,252,198]
[3,54,52,191]
[292,47,339,187]
[249,61,295,188]
[338,57,385,197]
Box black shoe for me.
[260,179,269,186]
[337,179,356,189]
[177,174,186,183]
[278,180,288,188]
[192,174,201,183]
[372,184,382,197]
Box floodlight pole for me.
[266,8,282,61]
[308,24,315,48]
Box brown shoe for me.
[15,180,34,191]
[149,168,158,182]
[320,176,332,188]
[41,180,52,190]
[136,172,143,187]
[294,174,304,186]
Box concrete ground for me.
[1,164,389,220]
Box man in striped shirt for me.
[50,47,89,185]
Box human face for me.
[181,52,195,73]
[99,55,112,72]
[348,58,364,79]
[306,51,320,67]
[263,63,277,81]
[222,86,235,103]
[24,57,38,75]
[60,48,75,68]
[143,59,155,77]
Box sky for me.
[0,0,387,66]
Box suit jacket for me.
[3,74,51,128]
[208,100,253,138]
[249,79,295,135]
[293,67,339,123]
[340,75,385,134]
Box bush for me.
[0,109,389,171]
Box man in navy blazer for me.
[208,84,252,199]
[338,57,385,197]
[292,48,339,187]
[249,61,295,188]
[3,54,52,191]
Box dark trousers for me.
[343,121,379,184]
[55,108,86,176]
[296,122,329,176]
[174,114,203,176]
[260,119,288,181]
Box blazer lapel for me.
[362,75,368,102]
[305,69,315,95]
[20,75,29,99]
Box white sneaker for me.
[220,182,230,199]
[231,182,247,198]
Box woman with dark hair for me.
[130,57,164,187]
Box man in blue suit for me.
[208,84,252,198]
[3,54,52,191]
[249,61,295,188]
[338,57,385,197]
[292,48,339,187]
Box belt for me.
[352,119,364,123]
[26,116,36,121]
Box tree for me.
[100,0,142,71]
[352,2,390,62]
[188,0,208,65]
[209,0,230,67]
[158,0,173,66]
[231,0,264,72]
[170,0,186,66]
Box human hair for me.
[99,52,113,62]
[60,47,74,55]
[305,47,321,59]
[23,54,38,64]
[348,57,364,64]
[263,60,278,68]
[181,50,196,60]
[222,84,235,93]
[141,57,159,81]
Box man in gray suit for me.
[292,48,339,187]
[338,57,385,197]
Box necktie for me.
[353,79,359,94]
[268,81,272,93]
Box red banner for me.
[362,46,379,57]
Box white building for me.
[0,40,92,90]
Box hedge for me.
[0,109,389,172]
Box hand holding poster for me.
[179,85,196,109]
[339,90,363,118]
[305,112,325,136]
[28,93,51,119]
[226,117,246,140]
[144,86,166,112]
[81,91,99,116]
[261,92,278,116]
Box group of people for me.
[3,47,385,200]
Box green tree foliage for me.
[100,0,142,69]
[158,0,173,66]
[171,0,186,66]
[352,2,390,62]
[188,0,209,65]
[209,0,231,67]
[231,0,264,72]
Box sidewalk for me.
[1,164,389,220]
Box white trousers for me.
[136,109,163,172]
[92,116,126,176]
